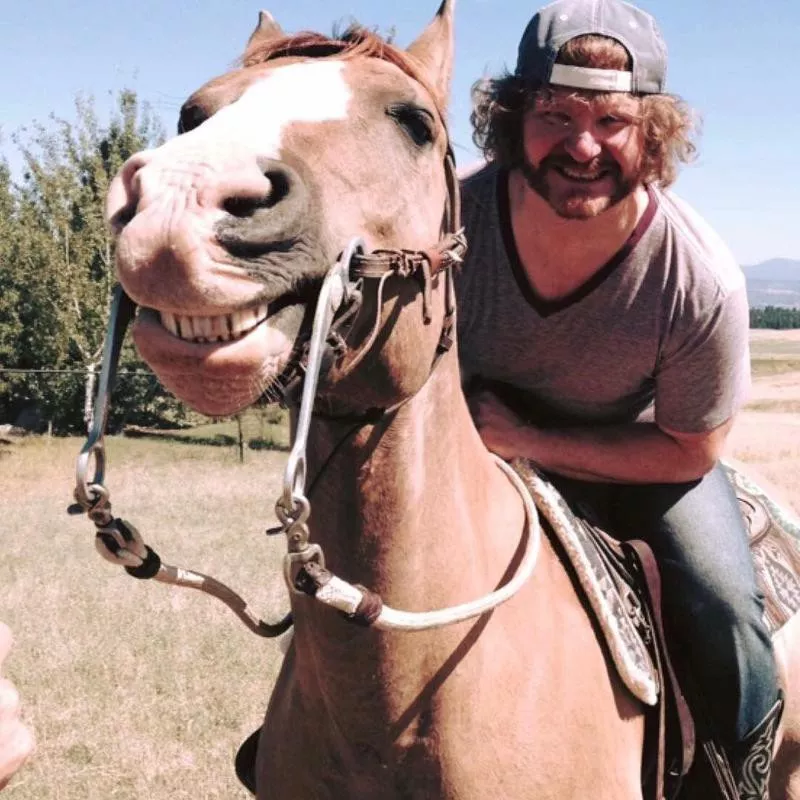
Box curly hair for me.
[470,35,698,187]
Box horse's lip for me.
[130,305,303,416]
[134,300,304,357]
[136,284,317,345]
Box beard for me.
[520,154,638,220]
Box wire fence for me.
[0,368,154,376]
[0,366,289,462]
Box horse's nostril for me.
[109,203,137,233]
[223,196,270,218]
[264,170,290,205]
[222,170,292,218]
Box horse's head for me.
[107,2,456,417]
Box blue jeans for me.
[548,463,779,745]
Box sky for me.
[1,0,798,267]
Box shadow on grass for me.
[751,359,800,377]
[124,428,290,452]
[745,400,800,414]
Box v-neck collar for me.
[497,170,658,317]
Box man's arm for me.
[471,390,732,484]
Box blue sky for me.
[1,0,798,266]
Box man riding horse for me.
[459,0,782,796]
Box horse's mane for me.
[241,27,443,116]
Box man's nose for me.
[563,129,602,163]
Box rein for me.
[72,285,294,638]
[270,235,541,630]
[72,130,542,638]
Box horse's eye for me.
[388,104,435,147]
[178,104,209,135]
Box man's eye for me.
[540,113,572,128]
[388,105,435,147]
[598,114,636,130]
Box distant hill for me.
[747,280,800,309]
[743,259,800,308]
[743,258,799,282]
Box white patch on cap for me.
[184,61,352,158]
[550,63,633,92]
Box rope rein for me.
[72,113,542,635]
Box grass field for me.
[1,436,289,799]
[1,330,799,798]
[750,328,800,378]
[727,331,800,506]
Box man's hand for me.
[468,390,530,460]
[0,624,34,791]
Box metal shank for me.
[75,286,136,508]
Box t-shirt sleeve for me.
[654,284,751,434]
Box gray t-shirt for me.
[455,163,751,434]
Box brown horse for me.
[105,3,800,798]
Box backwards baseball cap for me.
[515,0,667,94]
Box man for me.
[0,624,34,791]
[456,0,782,797]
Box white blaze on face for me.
[113,60,354,319]
[182,60,353,157]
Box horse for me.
[103,2,800,797]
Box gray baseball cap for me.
[515,0,668,94]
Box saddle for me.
[512,461,693,800]
[513,459,800,800]
[723,463,800,634]
[234,461,800,799]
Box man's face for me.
[520,90,644,219]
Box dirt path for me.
[726,369,800,510]
[747,371,800,403]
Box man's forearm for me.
[516,421,719,484]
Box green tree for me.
[0,157,25,408]
[0,90,183,432]
[750,306,800,329]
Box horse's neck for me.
[306,357,522,592]
[292,353,526,710]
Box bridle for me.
[273,146,466,413]
[73,71,542,636]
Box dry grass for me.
[1,436,288,799]
[726,408,800,511]
[725,332,800,511]
[750,329,800,377]
[1,331,799,797]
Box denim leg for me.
[548,465,779,745]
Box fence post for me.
[236,415,245,464]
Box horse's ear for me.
[245,10,284,53]
[406,0,455,110]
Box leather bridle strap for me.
[317,149,465,384]
[333,230,465,379]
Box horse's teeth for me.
[159,303,270,342]
[161,312,178,336]
[210,315,228,340]
[196,317,212,339]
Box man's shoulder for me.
[457,161,503,252]
[458,160,499,199]
[653,186,745,295]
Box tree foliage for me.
[750,306,800,330]
[0,90,185,432]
